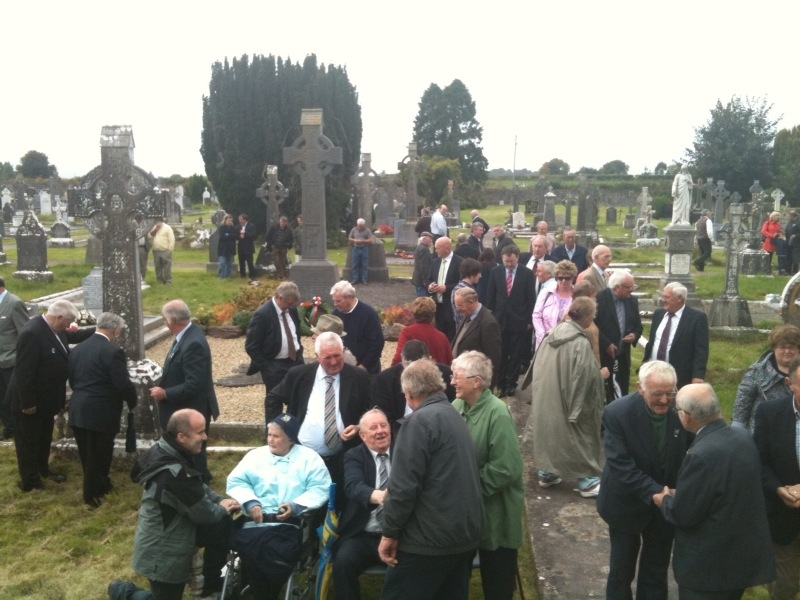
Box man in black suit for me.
[490,225,516,264]
[595,270,643,400]
[150,300,219,482]
[245,281,304,420]
[655,383,775,599]
[754,356,800,599]
[466,222,485,254]
[0,277,30,440]
[333,408,392,600]
[485,245,535,396]
[67,312,137,507]
[237,213,257,280]
[428,237,463,341]
[453,233,479,260]
[452,287,502,389]
[470,210,489,239]
[597,360,692,600]
[519,234,554,276]
[266,332,371,497]
[642,282,709,390]
[551,226,589,273]
[9,299,94,492]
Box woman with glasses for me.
[451,351,523,600]
[533,260,578,350]
[732,324,800,432]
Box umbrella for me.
[315,483,339,600]
[125,411,137,453]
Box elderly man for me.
[486,244,535,396]
[333,409,393,600]
[148,216,175,285]
[265,215,294,279]
[331,281,384,374]
[246,281,304,419]
[579,244,612,291]
[491,225,516,264]
[450,258,482,330]
[108,409,240,600]
[536,221,556,254]
[454,232,479,260]
[0,276,29,440]
[68,312,137,507]
[9,299,94,492]
[597,361,692,600]
[552,226,589,273]
[411,232,433,297]
[654,384,775,599]
[470,209,489,239]
[414,208,431,236]
[754,355,800,599]
[150,300,219,482]
[348,218,374,285]
[642,282,709,390]
[227,413,331,600]
[452,287,502,388]
[693,210,714,272]
[430,204,448,242]
[428,237,463,341]
[266,332,371,499]
[595,270,643,400]
[519,234,553,276]
[379,359,482,600]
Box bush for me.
[231,284,277,312]
[381,305,414,326]
[212,302,235,325]
[232,310,254,330]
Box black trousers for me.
[73,425,115,506]
[381,549,473,600]
[0,366,14,435]
[606,517,674,600]
[435,302,456,341]
[498,326,527,392]
[15,410,56,488]
[478,546,518,600]
[333,531,382,600]
[696,238,712,267]
[239,252,255,279]
[261,357,303,421]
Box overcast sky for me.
[5,0,799,183]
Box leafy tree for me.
[577,166,598,175]
[685,96,779,196]
[598,160,629,175]
[184,174,210,204]
[201,54,362,238]
[413,79,488,189]
[417,156,462,206]
[539,158,570,176]
[654,162,668,176]
[773,126,800,206]
[17,150,57,178]
[0,162,14,181]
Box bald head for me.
[675,383,721,432]
[434,237,452,257]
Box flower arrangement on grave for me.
[380,304,414,326]
[394,248,414,259]
[75,308,97,326]
[298,296,332,336]
[127,358,163,387]
[376,224,394,237]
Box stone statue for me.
[671,165,693,225]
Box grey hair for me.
[162,300,191,325]
[451,351,492,391]
[454,286,478,303]
[314,331,344,354]
[356,218,366,226]
[400,358,445,399]
[676,383,721,422]
[664,281,688,301]
[456,232,468,245]
[639,360,677,389]
[359,407,388,429]
[538,260,556,276]
[275,281,300,303]
[330,280,356,298]
[47,299,79,322]
[608,269,632,289]
[96,312,126,331]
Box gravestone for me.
[353,153,379,227]
[577,195,589,231]
[374,190,390,227]
[13,211,52,282]
[543,187,556,230]
[563,194,573,227]
[283,109,342,298]
[711,181,730,237]
[39,190,52,215]
[636,187,651,221]
[173,184,186,210]
[47,215,74,248]
[255,165,288,270]
[772,188,785,212]
[1,188,11,207]
[203,187,211,204]
[660,222,700,307]
[709,204,752,327]
[512,211,525,229]
[606,206,617,224]
[395,143,424,252]
[82,266,104,315]
[447,180,460,224]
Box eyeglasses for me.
[618,283,638,290]
[644,389,676,400]
[556,276,572,281]
[776,346,799,352]
[451,374,480,382]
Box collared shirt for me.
[430,211,447,235]
[340,298,359,315]
[651,306,685,361]
[272,297,297,359]
[298,366,345,455]
[0,290,8,303]
[505,266,517,288]
[364,447,391,533]
[525,255,542,273]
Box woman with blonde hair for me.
[533,260,578,350]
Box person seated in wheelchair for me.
[226,413,331,600]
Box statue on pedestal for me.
[671,165,693,225]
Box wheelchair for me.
[220,509,323,600]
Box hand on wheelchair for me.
[247,503,291,524]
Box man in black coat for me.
[451,287,502,389]
[490,225,516,264]
[655,383,775,599]
[551,226,589,273]
[642,282,709,390]
[333,408,392,600]
[597,361,691,600]
[68,312,137,506]
[9,300,94,491]
[245,281,304,420]
[428,237,463,341]
[237,213,257,280]
[754,356,800,599]
[485,245,535,396]
[595,270,643,400]
[519,235,554,275]
[150,300,219,482]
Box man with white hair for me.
[579,245,613,291]
[331,281,385,374]
[470,210,488,239]
[348,218,373,285]
[430,204,448,242]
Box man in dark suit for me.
[245,281,304,420]
[0,277,29,440]
[453,233,479,260]
[642,282,709,390]
[67,312,137,506]
[595,270,643,400]
[452,287,502,389]
[467,222,485,254]
[490,225,516,264]
[428,237,463,341]
[485,245,535,396]
[266,332,371,498]
[333,408,392,600]
[9,299,94,492]
[411,232,433,297]
[597,361,692,600]
[754,356,800,599]
[237,213,257,280]
[150,300,219,482]
[655,383,775,599]
[551,226,589,273]
[470,210,489,239]
[519,235,554,275]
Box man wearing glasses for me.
[597,360,691,600]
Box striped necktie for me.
[323,375,340,451]
[375,453,389,524]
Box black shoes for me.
[46,472,66,483]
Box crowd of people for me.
[8,206,800,600]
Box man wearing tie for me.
[642,282,709,390]
[519,235,554,275]
[452,287,502,389]
[245,281,304,420]
[428,237,463,341]
[333,409,392,600]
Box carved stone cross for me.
[256,164,288,233]
[711,180,730,232]
[772,188,785,212]
[352,153,380,228]
[717,204,749,298]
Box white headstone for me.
[772,188,785,212]
[512,211,525,228]
[1,188,11,207]
[39,191,52,215]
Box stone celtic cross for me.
[256,164,288,233]
[772,188,785,212]
[352,153,380,228]
[717,204,750,299]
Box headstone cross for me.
[716,204,749,299]
[256,164,288,233]
[772,188,785,212]
[352,153,380,228]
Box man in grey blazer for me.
[0,277,29,440]
[452,287,501,389]
[579,244,613,292]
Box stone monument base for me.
[660,224,701,308]
[395,221,420,253]
[709,296,753,327]
[635,238,661,248]
[47,238,75,248]
[0,252,8,265]
[740,249,771,276]
[13,270,54,283]
[206,262,219,274]
[343,243,389,283]
[290,260,340,300]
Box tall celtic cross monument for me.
[283,109,343,298]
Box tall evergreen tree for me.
[773,125,800,206]
[201,54,362,239]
